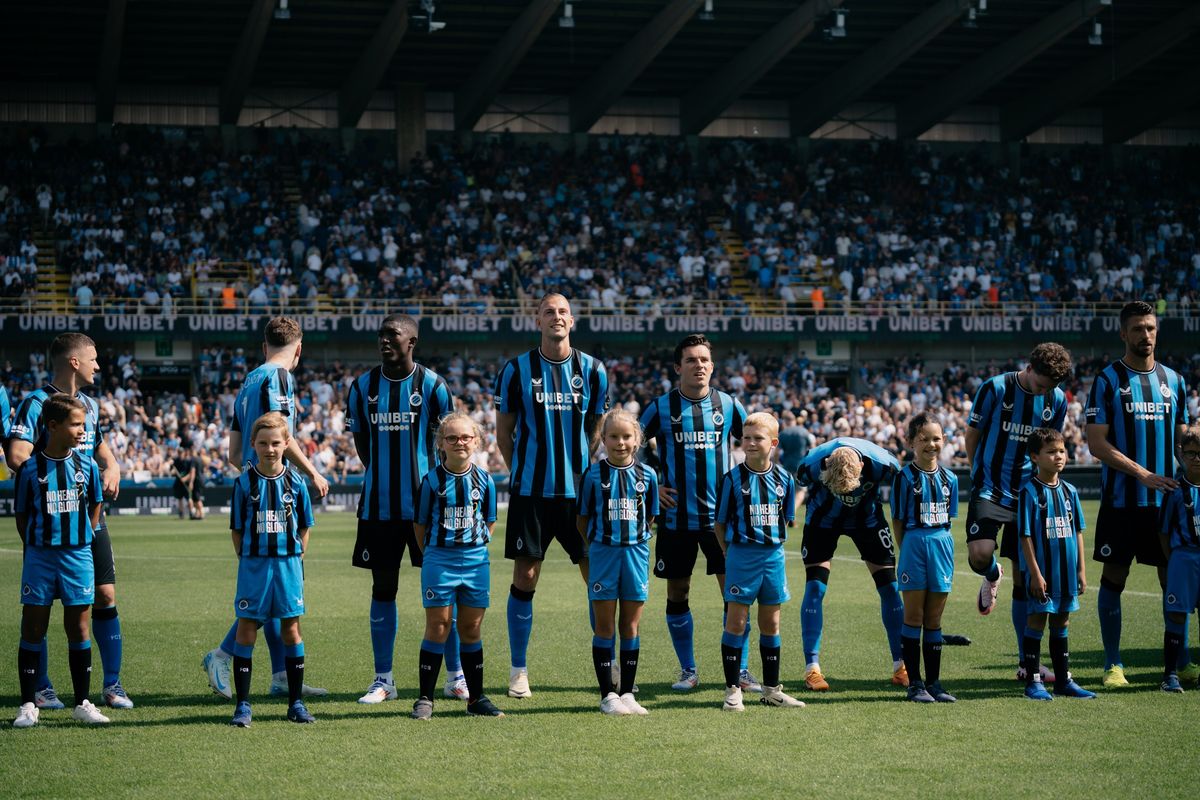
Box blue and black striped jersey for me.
[232,362,295,466]
[1086,360,1189,508]
[10,384,102,459]
[797,437,898,529]
[346,364,454,521]
[891,463,959,533]
[15,450,102,548]
[716,463,796,546]
[968,372,1067,508]
[230,466,314,558]
[1160,479,1200,551]
[415,464,497,548]
[640,388,747,531]
[1018,478,1085,599]
[577,459,659,546]
[0,385,10,439]
[493,348,608,498]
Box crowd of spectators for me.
[4,128,1199,317]
[4,344,1197,485]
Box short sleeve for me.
[1159,493,1176,537]
[967,381,994,429]
[230,478,245,532]
[1050,392,1068,431]
[947,470,960,519]
[1018,486,1035,538]
[1071,488,1085,533]
[10,394,43,444]
[731,398,748,439]
[715,471,733,526]
[782,472,796,523]
[432,378,454,421]
[494,360,518,413]
[483,474,498,524]
[416,474,434,527]
[14,462,32,514]
[1085,374,1110,425]
[298,481,315,528]
[87,460,102,506]
[639,402,659,440]
[1174,375,1190,426]
[645,468,660,517]
[890,471,909,525]
[345,380,362,433]
[577,468,595,518]
[588,360,609,414]
[797,452,819,488]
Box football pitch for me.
[0,503,1191,799]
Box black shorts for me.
[173,480,204,502]
[1093,504,1165,568]
[93,524,116,586]
[965,496,1019,561]
[352,519,423,570]
[504,495,584,564]
[800,520,896,566]
[653,525,726,579]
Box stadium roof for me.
[5,0,1200,139]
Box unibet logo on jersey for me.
[1000,420,1036,441]
[370,410,419,431]
[673,429,723,449]
[1124,400,1171,421]
[532,380,582,410]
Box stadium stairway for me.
[280,163,334,312]
[707,215,762,312]
[34,224,71,312]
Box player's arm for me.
[575,515,589,550]
[963,427,981,471]
[496,412,516,471]
[715,522,728,556]
[413,523,427,554]
[284,439,330,498]
[6,439,32,472]
[1075,531,1087,594]
[227,430,243,470]
[94,440,120,500]
[298,527,310,557]
[185,465,196,487]
[1087,422,1178,492]
[352,432,371,471]
[1020,536,1046,602]
[15,513,27,543]
[231,529,242,557]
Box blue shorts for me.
[1026,591,1079,615]
[898,527,955,593]
[235,556,305,621]
[21,545,95,606]
[421,545,490,609]
[724,542,789,606]
[588,540,650,602]
[1165,547,1200,614]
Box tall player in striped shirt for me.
[1159,425,1200,693]
[965,342,1071,683]
[1086,301,1191,688]
[796,437,905,691]
[1017,428,1095,700]
[204,317,330,700]
[7,333,131,711]
[640,334,752,692]
[346,315,460,705]
[716,413,804,711]
[494,293,609,698]
[12,394,109,728]
[577,409,659,716]
[892,413,959,703]
[228,412,318,726]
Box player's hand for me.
[1139,471,1178,493]
[102,468,121,500]
[658,486,678,510]
[310,473,330,498]
[1030,574,1048,603]
[1077,570,1087,595]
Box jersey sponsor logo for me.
[673,429,723,448]
[1001,420,1037,440]
[1123,400,1170,418]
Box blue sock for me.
[877,581,905,662]
[740,620,752,672]
[1024,626,1044,642]
[232,641,254,659]
[420,638,445,655]
[461,640,482,653]
[620,636,640,652]
[1011,598,1028,661]
[284,642,304,658]
[92,605,122,686]
[1097,585,1123,669]
[902,623,922,639]
[720,630,742,649]
[507,587,533,669]
[801,580,828,664]
[263,618,285,674]
[369,599,397,675]
[219,621,239,656]
[759,633,781,648]
[36,636,51,692]
[444,607,462,676]
[589,601,616,662]
[1169,608,1191,669]
[665,609,696,671]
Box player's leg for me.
[1161,548,1197,692]
[966,500,1006,615]
[63,603,107,723]
[617,600,646,702]
[457,598,501,716]
[1050,611,1094,698]
[860,523,905,686]
[278,615,313,721]
[359,565,400,702]
[1094,505,1133,685]
[1022,610,1052,700]
[15,603,51,727]
[721,601,751,699]
[414,604,452,720]
[91,523,130,708]
[901,589,927,693]
[591,598,619,700]
[922,592,952,702]
[504,495,550,697]
[706,532,755,690]
[613,540,649,712]
[799,522,836,690]
[657,525,701,688]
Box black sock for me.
[461,646,484,703]
[760,643,781,688]
[1049,632,1069,684]
[721,643,741,688]
[1165,630,1183,678]
[902,634,922,685]
[68,646,92,707]
[285,655,305,705]
[923,628,942,685]
[1022,637,1042,686]
[18,646,39,704]
[618,648,639,696]
[418,648,443,700]
[234,655,252,703]
[593,646,614,698]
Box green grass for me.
[0,502,1192,798]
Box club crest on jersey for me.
[1160,382,1171,398]
[636,481,647,493]
[571,375,584,390]
[409,392,423,407]
[712,412,724,426]
[942,484,950,496]
[774,485,785,497]
[74,470,86,483]
[1042,406,1053,421]
[471,488,482,501]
